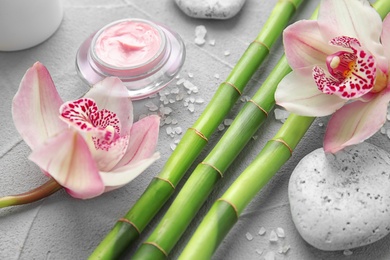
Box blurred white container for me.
[0,0,63,51]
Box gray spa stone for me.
[288,142,390,251]
[174,0,246,20]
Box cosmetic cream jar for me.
[0,0,63,51]
[76,19,186,100]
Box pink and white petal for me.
[84,77,133,136]
[114,115,160,169]
[324,88,390,153]
[283,20,337,69]
[381,14,390,61]
[12,62,67,150]
[100,152,160,192]
[275,69,346,117]
[28,129,105,199]
[91,135,129,172]
[318,0,387,71]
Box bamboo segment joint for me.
[271,138,293,155]
[248,99,268,117]
[251,40,270,53]
[117,218,141,235]
[154,176,176,190]
[143,242,168,257]
[217,198,239,220]
[223,81,242,96]
[200,162,224,178]
[188,127,208,142]
[278,0,298,11]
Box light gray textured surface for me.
[1,0,390,259]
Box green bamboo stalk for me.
[179,115,314,260]
[132,55,293,259]
[178,1,390,258]
[0,179,61,208]
[90,1,304,259]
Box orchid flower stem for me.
[90,0,304,259]
[0,178,62,208]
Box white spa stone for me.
[289,142,390,251]
[174,0,246,20]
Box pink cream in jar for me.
[76,19,185,100]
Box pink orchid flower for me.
[275,0,390,153]
[12,62,160,199]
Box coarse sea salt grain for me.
[343,249,353,256]
[276,227,285,238]
[255,249,263,255]
[269,230,278,242]
[258,226,266,236]
[246,232,254,241]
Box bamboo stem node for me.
[217,198,239,220]
[248,99,268,117]
[154,176,176,190]
[251,40,271,53]
[143,242,168,257]
[188,127,208,142]
[200,162,224,178]
[117,218,141,235]
[270,138,293,155]
[223,81,242,96]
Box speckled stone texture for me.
[174,0,246,19]
[289,142,390,251]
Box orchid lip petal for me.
[275,68,346,117]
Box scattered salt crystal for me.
[245,232,254,241]
[175,74,180,79]
[386,128,390,139]
[195,98,205,104]
[255,249,263,255]
[209,39,216,46]
[240,95,250,102]
[195,38,206,45]
[183,80,195,90]
[380,127,386,134]
[175,127,183,134]
[224,119,233,126]
[269,230,278,242]
[183,101,188,107]
[188,103,195,113]
[252,135,258,140]
[218,124,225,131]
[276,227,285,238]
[343,249,353,256]
[170,87,180,94]
[318,122,324,127]
[174,139,181,144]
[274,108,290,123]
[170,143,176,151]
[189,97,195,103]
[166,126,173,135]
[214,73,220,79]
[176,78,186,85]
[188,72,194,78]
[224,50,231,56]
[264,251,275,260]
[169,99,175,104]
[278,244,290,254]
[160,106,173,115]
[192,86,199,93]
[172,118,178,125]
[146,102,159,112]
[195,25,207,46]
[258,226,266,236]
